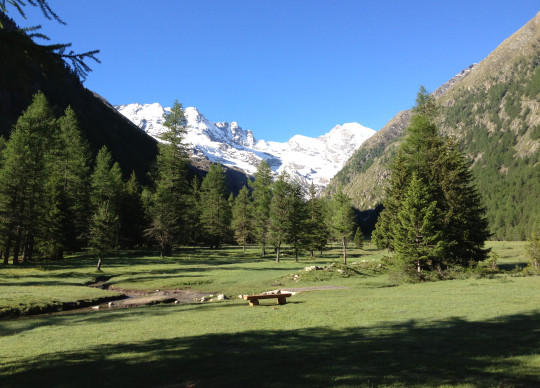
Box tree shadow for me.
[1,311,538,387]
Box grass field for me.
[0,242,538,387]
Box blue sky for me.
[7,1,540,142]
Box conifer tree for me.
[392,173,444,280]
[147,100,189,256]
[185,175,202,245]
[354,226,364,249]
[372,151,408,251]
[268,171,291,262]
[285,182,306,262]
[305,183,329,256]
[200,163,229,248]
[0,91,55,264]
[231,185,252,251]
[119,171,146,248]
[89,147,123,270]
[39,106,90,258]
[373,87,490,277]
[250,160,273,256]
[330,187,355,264]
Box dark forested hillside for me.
[0,12,159,183]
[327,11,540,240]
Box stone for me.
[91,305,100,310]
[108,302,114,308]
[337,269,346,274]
[217,294,226,300]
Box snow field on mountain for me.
[115,103,375,193]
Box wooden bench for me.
[243,293,292,306]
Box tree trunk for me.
[275,243,281,263]
[161,242,172,257]
[3,235,11,265]
[13,227,22,265]
[96,257,102,271]
[342,237,347,265]
[294,247,298,262]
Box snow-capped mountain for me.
[115,103,375,193]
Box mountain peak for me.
[116,103,374,194]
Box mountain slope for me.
[0,13,158,184]
[326,11,540,240]
[116,103,375,193]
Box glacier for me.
[115,103,375,194]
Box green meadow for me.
[1,242,539,387]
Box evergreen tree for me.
[525,230,540,270]
[372,151,408,251]
[305,183,329,256]
[89,147,123,270]
[231,185,252,251]
[147,100,189,256]
[119,171,146,248]
[285,182,306,262]
[373,87,491,277]
[200,163,229,249]
[354,226,364,249]
[185,175,202,245]
[268,171,291,263]
[250,160,273,256]
[39,106,90,258]
[392,173,444,280]
[0,91,55,264]
[330,187,355,264]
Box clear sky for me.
[6,1,540,142]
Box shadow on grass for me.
[1,310,538,387]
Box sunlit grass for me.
[0,241,538,387]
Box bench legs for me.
[277,297,286,305]
[249,299,259,306]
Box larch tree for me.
[119,171,146,248]
[147,100,190,256]
[329,186,356,264]
[268,171,291,263]
[200,163,229,249]
[285,181,306,262]
[305,183,329,256]
[89,146,123,270]
[231,185,251,251]
[0,91,55,264]
[40,105,90,258]
[250,160,273,256]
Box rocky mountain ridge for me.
[116,103,375,193]
[326,11,540,239]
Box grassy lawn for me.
[0,242,538,387]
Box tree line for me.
[0,93,362,268]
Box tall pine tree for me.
[39,105,90,258]
[329,186,356,264]
[268,171,291,263]
[147,100,190,256]
[231,185,251,251]
[200,163,230,249]
[250,160,273,256]
[0,91,55,264]
[305,183,329,256]
[373,87,490,278]
[89,147,123,270]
